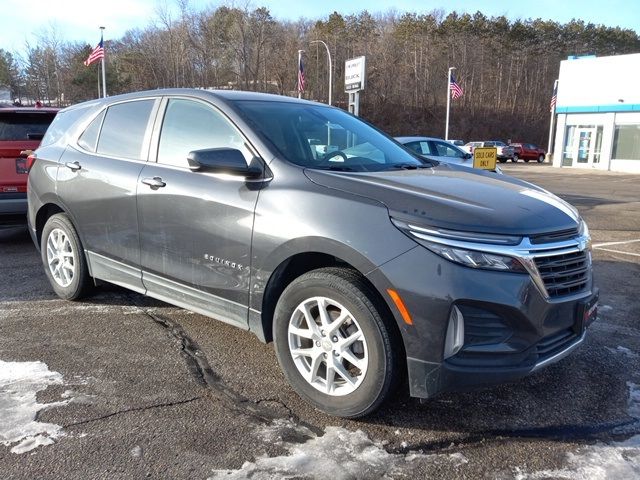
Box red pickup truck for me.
[0,106,58,229]
[509,143,546,163]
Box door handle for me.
[142,176,166,188]
[65,161,81,171]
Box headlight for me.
[423,241,527,272]
[391,219,527,273]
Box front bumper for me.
[368,245,597,399]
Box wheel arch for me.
[252,242,407,375]
[35,202,66,248]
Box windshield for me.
[232,100,429,172]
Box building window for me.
[612,125,640,161]
[562,125,576,166]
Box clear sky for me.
[2,0,639,56]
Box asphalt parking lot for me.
[1,163,639,479]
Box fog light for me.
[444,306,465,359]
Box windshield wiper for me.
[390,163,433,170]
[315,165,355,172]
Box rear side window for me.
[78,110,106,152]
[97,100,155,160]
[0,111,57,141]
[41,106,93,147]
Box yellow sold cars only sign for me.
[473,147,497,170]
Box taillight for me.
[26,153,37,172]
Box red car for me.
[509,143,546,163]
[0,106,58,229]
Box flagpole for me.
[445,67,455,141]
[547,79,558,160]
[100,27,107,98]
[297,50,303,99]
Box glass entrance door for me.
[563,125,603,168]
[575,127,595,165]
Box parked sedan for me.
[396,136,502,173]
[510,143,546,163]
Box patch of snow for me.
[605,346,639,358]
[600,305,613,313]
[514,438,640,480]
[131,445,143,458]
[209,419,468,480]
[515,382,640,479]
[629,382,640,420]
[0,360,68,454]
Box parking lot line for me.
[593,247,640,258]
[593,239,640,248]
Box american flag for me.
[450,74,463,99]
[298,56,305,93]
[550,81,558,112]
[84,36,105,66]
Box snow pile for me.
[210,419,467,479]
[515,382,640,479]
[0,360,67,454]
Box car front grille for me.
[530,227,579,245]
[536,328,577,359]
[534,250,590,298]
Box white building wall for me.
[553,53,640,173]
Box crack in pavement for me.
[62,396,203,428]
[133,303,323,436]
[387,418,640,456]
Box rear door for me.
[137,97,262,327]
[56,98,160,292]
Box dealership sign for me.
[345,56,366,92]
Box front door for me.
[575,127,596,166]
[137,97,262,327]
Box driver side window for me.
[157,98,252,168]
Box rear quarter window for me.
[41,106,93,147]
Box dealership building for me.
[552,53,640,173]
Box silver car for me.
[396,136,502,173]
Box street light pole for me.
[445,67,455,140]
[310,40,332,106]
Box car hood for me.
[304,165,580,236]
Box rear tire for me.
[273,267,399,418]
[41,213,92,300]
[538,154,545,163]
[512,154,519,162]
[499,158,507,163]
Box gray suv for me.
[28,89,598,417]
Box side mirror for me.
[187,148,262,179]
[464,153,472,160]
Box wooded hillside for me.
[1,5,638,144]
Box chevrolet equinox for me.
[28,89,598,417]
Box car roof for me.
[61,88,323,114]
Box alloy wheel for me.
[288,296,368,396]
[46,228,75,287]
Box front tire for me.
[512,154,519,162]
[538,154,545,163]
[41,213,91,300]
[273,267,399,418]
